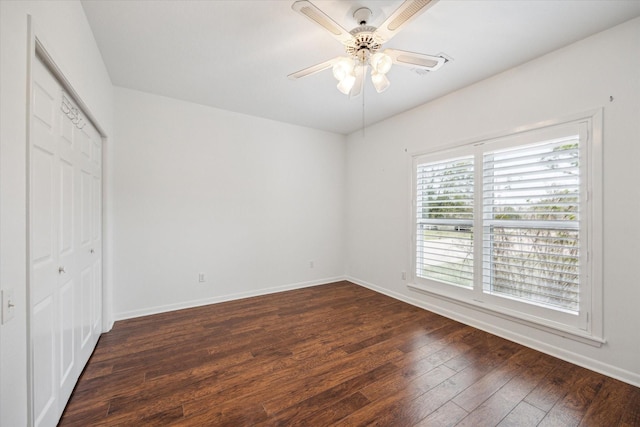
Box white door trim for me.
[26,15,110,426]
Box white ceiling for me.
[82,0,640,135]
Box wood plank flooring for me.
[59,281,640,426]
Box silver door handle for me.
[58,266,65,274]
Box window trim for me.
[409,110,604,346]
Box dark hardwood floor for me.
[59,281,640,426]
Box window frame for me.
[410,111,603,346]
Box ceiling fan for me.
[288,0,447,97]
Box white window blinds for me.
[412,114,601,339]
[482,137,581,313]
[416,156,474,288]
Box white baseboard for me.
[113,276,347,321]
[346,276,640,388]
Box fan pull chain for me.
[361,80,366,137]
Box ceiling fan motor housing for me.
[346,26,381,62]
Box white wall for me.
[0,1,113,425]
[112,88,346,319]
[346,17,640,386]
[2,4,638,425]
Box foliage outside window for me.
[482,139,580,313]
[416,156,474,288]
[412,116,601,338]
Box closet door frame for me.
[26,19,109,426]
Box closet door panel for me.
[31,148,57,305]
[80,266,92,349]
[92,261,102,334]
[30,55,103,426]
[90,128,102,333]
[59,279,75,396]
[32,296,57,427]
[80,169,92,248]
[59,160,74,256]
[31,62,58,309]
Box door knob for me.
[58,266,65,274]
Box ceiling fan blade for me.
[350,64,367,98]
[384,48,447,72]
[375,0,439,43]
[292,1,356,46]
[288,57,342,80]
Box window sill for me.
[407,282,605,348]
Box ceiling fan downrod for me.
[353,7,372,26]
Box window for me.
[416,156,474,288]
[412,114,602,342]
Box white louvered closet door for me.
[30,55,102,427]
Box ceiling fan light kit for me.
[332,57,355,81]
[331,57,358,94]
[289,0,448,97]
[337,71,356,95]
[371,71,391,93]
[370,52,393,74]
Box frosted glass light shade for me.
[337,73,356,94]
[371,71,390,93]
[370,52,392,74]
[332,57,355,81]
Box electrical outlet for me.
[309,261,314,268]
[401,271,407,281]
[2,289,15,324]
[198,273,206,283]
